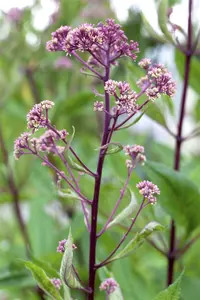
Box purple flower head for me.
[14,132,31,160]
[26,100,54,131]
[105,80,138,115]
[124,144,146,168]
[57,239,77,253]
[94,101,104,112]
[138,58,151,69]
[65,23,103,53]
[99,278,119,294]
[136,180,160,204]
[47,19,139,63]
[46,26,71,52]
[50,278,62,289]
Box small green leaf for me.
[65,126,75,152]
[154,271,184,300]
[60,228,83,289]
[107,190,138,229]
[30,256,59,278]
[142,13,167,43]
[158,0,174,44]
[95,142,123,155]
[67,156,88,173]
[109,222,164,262]
[58,188,81,201]
[119,111,145,130]
[24,261,63,300]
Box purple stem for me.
[95,198,145,268]
[97,169,133,238]
[167,0,193,286]
[88,54,111,299]
[72,51,104,80]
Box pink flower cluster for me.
[124,144,146,169]
[50,278,62,289]
[46,19,139,64]
[14,100,69,160]
[136,180,160,204]
[138,59,176,100]
[104,80,138,114]
[99,278,119,294]
[57,239,77,253]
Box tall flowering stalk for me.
[14,19,175,299]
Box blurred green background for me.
[1,0,200,299]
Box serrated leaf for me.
[142,13,167,43]
[154,271,184,300]
[158,0,174,44]
[30,256,59,278]
[109,222,164,263]
[60,228,83,289]
[24,261,63,300]
[119,111,145,130]
[107,190,138,229]
[145,161,200,233]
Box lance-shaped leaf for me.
[65,126,75,152]
[119,111,145,130]
[60,229,83,290]
[58,188,81,201]
[95,142,123,155]
[24,261,63,300]
[144,101,167,128]
[158,0,175,44]
[108,222,164,263]
[142,13,167,43]
[154,271,184,300]
[67,156,89,173]
[108,286,124,300]
[107,190,138,229]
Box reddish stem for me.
[167,0,193,286]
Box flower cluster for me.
[26,100,54,131]
[138,59,176,100]
[104,80,138,114]
[124,144,146,169]
[46,26,71,52]
[99,278,119,294]
[51,278,62,290]
[46,19,139,64]
[93,101,104,112]
[14,101,69,160]
[14,132,31,160]
[57,239,77,253]
[136,180,160,204]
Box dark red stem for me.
[167,0,193,286]
[88,63,110,299]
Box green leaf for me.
[58,188,81,201]
[158,0,174,44]
[154,271,184,300]
[65,126,75,152]
[107,190,138,229]
[142,13,167,43]
[24,261,63,300]
[108,286,124,300]
[67,155,89,173]
[0,270,34,288]
[144,101,167,128]
[109,222,164,263]
[175,49,200,95]
[95,142,123,155]
[145,161,200,233]
[30,256,59,278]
[60,228,83,289]
[119,111,145,130]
